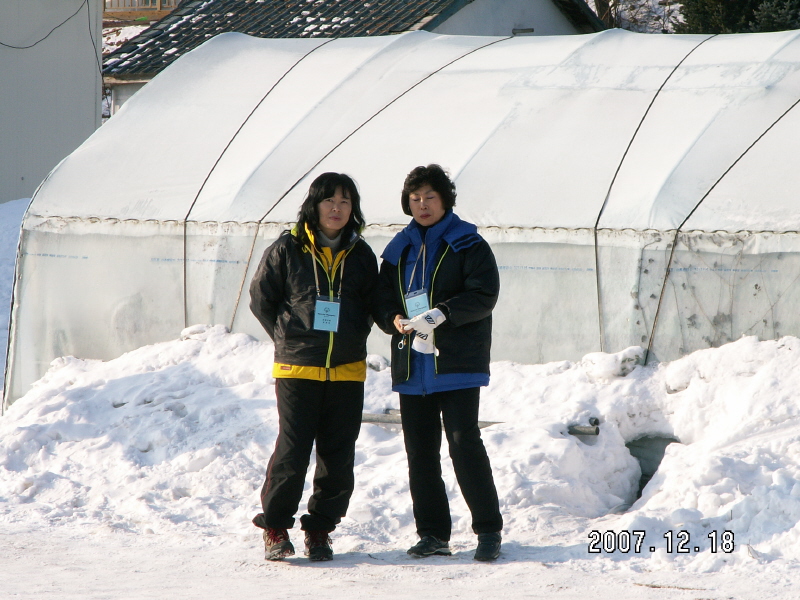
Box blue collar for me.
[381,211,481,265]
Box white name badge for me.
[314,297,340,332]
[404,289,430,319]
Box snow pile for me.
[0,325,276,536]
[618,337,800,570]
[2,323,800,573]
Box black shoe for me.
[264,528,295,561]
[474,532,501,561]
[407,535,451,557]
[304,530,333,561]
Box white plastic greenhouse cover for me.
[5,29,800,405]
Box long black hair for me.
[400,164,457,216]
[295,172,365,247]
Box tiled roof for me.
[103,0,604,78]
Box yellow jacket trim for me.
[272,360,368,382]
[303,224,347,273]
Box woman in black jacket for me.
[249,172,378,562]
[375,164,503,561]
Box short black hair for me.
[400,164,457,216]
[296,172,364,247]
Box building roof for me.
[103,0,604,78]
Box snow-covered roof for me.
[102,0,604,78]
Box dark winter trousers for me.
[399,387,503,541]
[258,378,364,533]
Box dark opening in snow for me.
[626,436,679,498]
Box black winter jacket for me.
[250,230,378,368]
[375,214,499,386]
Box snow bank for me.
[2,324,799,574]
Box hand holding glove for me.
[411,331,439,356]
[399,308,446,335]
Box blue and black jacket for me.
[375,211,499,392]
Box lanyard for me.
[310,243,346,299]
[405,243,426,294]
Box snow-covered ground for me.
[2,202,800,598]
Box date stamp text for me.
[588,530,735,554]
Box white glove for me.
[400,308,446,335]
[411,331,439,356]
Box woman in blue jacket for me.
[375,164,503,561]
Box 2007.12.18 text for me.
[588,530,734,554]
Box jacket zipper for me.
[315,243,357,381]
[429,246,449,375]
[398,244,449,384]
[312,253,335,380]
[397,254,411,381]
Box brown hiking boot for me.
[304,530,333,561]
[264,528,295,561]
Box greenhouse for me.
[5,28,800,405]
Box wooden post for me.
[361,410,501,430]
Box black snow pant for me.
[255,378,364,533]
[399,387,503,541]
